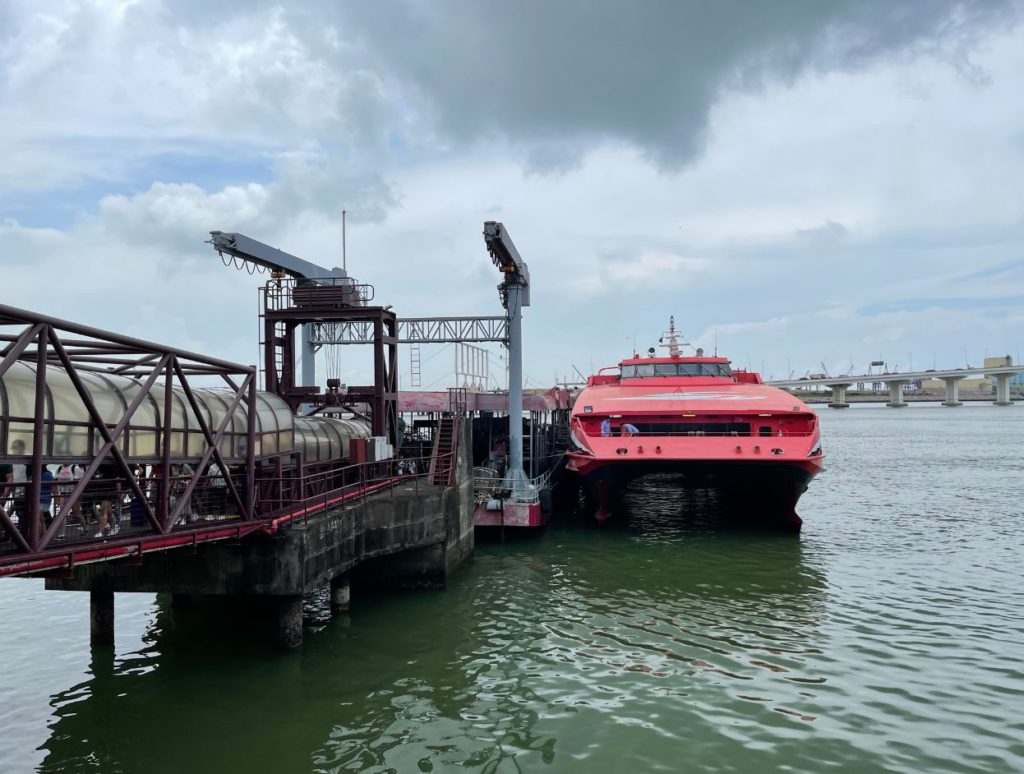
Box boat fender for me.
[754,445,761,453]
[637,445,644,454]
[486,498,503,511]
[735,445,742,453]
[655,446,662,454]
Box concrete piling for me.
[276,596,304,649]
[90,589,114,648]
[330,574,351,613]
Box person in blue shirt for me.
[600,418,612,437]
[26,466,55,540]
[621,423,639,437]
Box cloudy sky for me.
[2,0,1023,389]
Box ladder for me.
[430,415,457,486]
[409,343,422,388]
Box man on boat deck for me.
[600,418,612,437]
[621,423,639,437]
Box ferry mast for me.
[658,316,691,357]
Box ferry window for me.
[759,425,772,437]
[635,364,655,377]
[620,365,636,378]
[654,364,677,376]
[678,364,702,376]
[719,364,732,376]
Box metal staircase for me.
[429,388,467,486]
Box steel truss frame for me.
[261,282,399,447]
[311,316,509,345]
[0,304,257,565]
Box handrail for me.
[577,430,815,439]
[0,451,456,575]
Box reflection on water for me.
[2,406,1023,772]
[37,515,830,772]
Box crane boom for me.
[208,231,346,282]
[484,221,530,307]
[208,230,352,393]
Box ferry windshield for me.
[620,363,732,378]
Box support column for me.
[942,377,963,407]
[90,589,114,648]
[828,383,850,408]
[886,380,908,408]
[276,595,304,649]
[993,373,1013,406]
[330,574,351,613]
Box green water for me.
[1,405,1023,772]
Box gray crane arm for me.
[483,221,531,307]
[209,231,345,282]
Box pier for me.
[0,303,475,648]
[0,223,560,649]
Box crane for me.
[483,221,531,496]
[208,231,353,393]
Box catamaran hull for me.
[572,457,822,530]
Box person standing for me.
[0,459,11,540]
[600,417,612,437]
[178,462,195,524]
[55,463,88,532]
[37,466,54,539]
[7,439,27,525]
[206,460,227,517]
[93,457,121,537]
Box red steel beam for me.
[0,303,250,373]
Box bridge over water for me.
[767,365,1023,408]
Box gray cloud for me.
[797,220,849,244]
[330,0,1020,169]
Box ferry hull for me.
[572,457,821,530]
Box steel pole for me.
[506,284,528,495]
[301,323,316,390]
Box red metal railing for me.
[0,452,454,576]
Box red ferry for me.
[566,319,824,530]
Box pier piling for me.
[90,589,114,648]
[276,596,304,649]
[330,574,351,613]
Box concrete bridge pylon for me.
[827,383,850,408]
[942,376,964,407]
[886,380,909,408]
[991,373,1014,406]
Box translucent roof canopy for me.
[294,417,370,464]
[1,362,293,461]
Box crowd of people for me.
[1,449,237,543]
